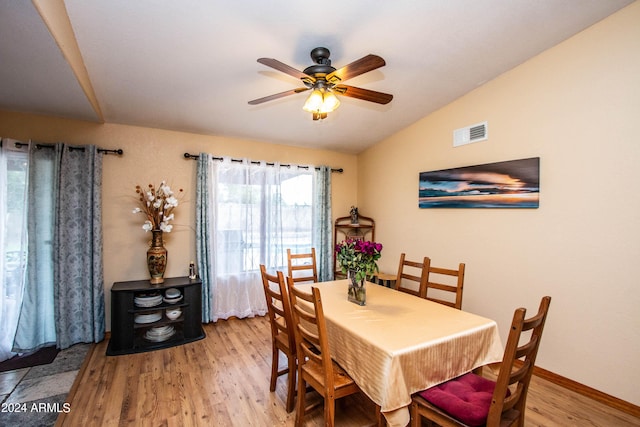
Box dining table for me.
[297,279,504,427]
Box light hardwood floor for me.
[56,316,640,426]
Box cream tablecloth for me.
[298,280,503,427]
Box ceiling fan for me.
[248,47,393,120]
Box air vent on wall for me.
[453,121,488,147]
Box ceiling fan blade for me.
[335,85,393,105]
[326,54,386,83]
[257,58,315,82]
[248,88,309,105]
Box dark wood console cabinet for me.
[107,276,205,356]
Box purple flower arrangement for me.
[335,238,383,282]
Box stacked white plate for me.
[134,311,162,324]
[163,288,183,304]
[144,325,176,342]
[134,294,162,307]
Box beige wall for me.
[0,112,358,329]
[358,2,640,405]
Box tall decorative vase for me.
[147,230,167,284]
[347,270,366,306]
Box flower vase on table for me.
[347,270,366,305]
[335,238,382,306]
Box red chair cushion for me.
[418,373,497,427]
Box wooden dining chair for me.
[259,265,297,413]
[395,253,430,297]
[424,260,466,309]
[410,296,552,427]
[287,248,318,284]
[287,278,362,427]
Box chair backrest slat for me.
[287,248,318,284]
[287,280,334,389]
[425,261,465,310]
[260,265,295,351]
[487,296,552,425]
[395,253,429,297]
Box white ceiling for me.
[0,1,633,154]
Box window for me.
[198,156,334,322]
[215,171,313,275]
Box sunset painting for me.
[419,157,540,208]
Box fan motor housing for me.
[303,47,336,76]
[303,64,335,76]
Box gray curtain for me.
[54,145,105,349]
[196,153,213,323]
[14,143,104,351]
[313,166,333,281]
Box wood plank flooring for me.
[56,316,640,426]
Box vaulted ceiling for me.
[0,1,633,153]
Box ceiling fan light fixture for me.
[302,89,324,113]
[303,87,340,120]
[321,91,340,112]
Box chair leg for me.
[376,404,386,427]
[269,343,279,392]
[324,395,336,427]
[285,354,296,413]
[410,401,420,427]
[295,371,306,427]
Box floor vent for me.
[453,121,488,147]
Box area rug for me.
[0,346,59,373]
[1,343,91,427]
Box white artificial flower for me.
[135,181,182,233]
[165,196,178,207]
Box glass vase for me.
[347,270,366,305]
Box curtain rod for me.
[183,152,343,173]
[12,141,123,155]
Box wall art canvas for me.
[419,157,540,208]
